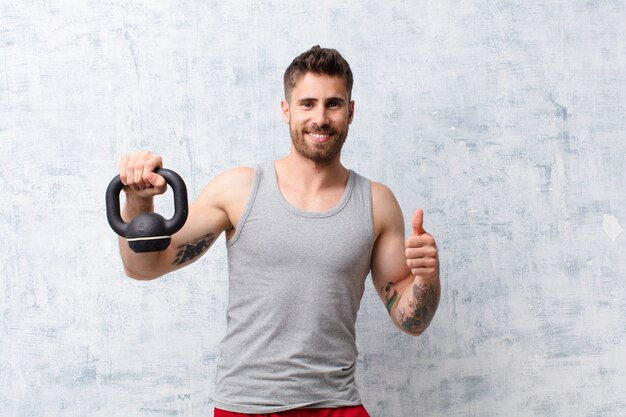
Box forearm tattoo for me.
[400,282,439,334]
[382,281,399,313]
[173,233,216,265]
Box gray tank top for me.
[213,161,375,413]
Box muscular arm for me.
[370,182,440,335]
[120,167,252,280]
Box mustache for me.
[306,124,336,134]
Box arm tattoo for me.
[173,233,216,265]
[400,282,439,334]
[382,281,399,313]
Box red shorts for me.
[214,405,370,417]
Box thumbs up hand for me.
[405,208,439,281]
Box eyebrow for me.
[297,97,346,104]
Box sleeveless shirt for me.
[213,161,375,413]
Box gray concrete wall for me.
[1,1,624,416]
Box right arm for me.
[118,152,251,280]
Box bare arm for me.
[117,152,251,280]
[370,182,440,335]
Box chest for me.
[245,212,371,272]
[277,184,347,212]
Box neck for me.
[275,148,348,192]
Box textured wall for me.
[1,1,625,416]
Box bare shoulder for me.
[197,166,254,204]
[212,166,254,187]
[371,181,402,216]
[371,181,404,236]
[193,166,254,233]
[371,181,398,205]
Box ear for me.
[348,100,355,125]
[280,99,290,124]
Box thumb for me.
[146,172,167,192]
[411,208,425,236]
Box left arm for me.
[370,182,441,336]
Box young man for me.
[117,46,440,416]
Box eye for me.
[327,100,342,109]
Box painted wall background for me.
[1,1,625,416]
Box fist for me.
[405,208,439,280]
[119,151,167,199]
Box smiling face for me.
[281,72,355,165]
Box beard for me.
[290,122,348,165]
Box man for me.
[117,46,440,416]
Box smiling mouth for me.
[307,131,333,143]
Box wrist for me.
[122,192,154,220]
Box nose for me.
[311,105,330,127]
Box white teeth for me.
[309,133,330,138]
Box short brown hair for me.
[283,45,354,102]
